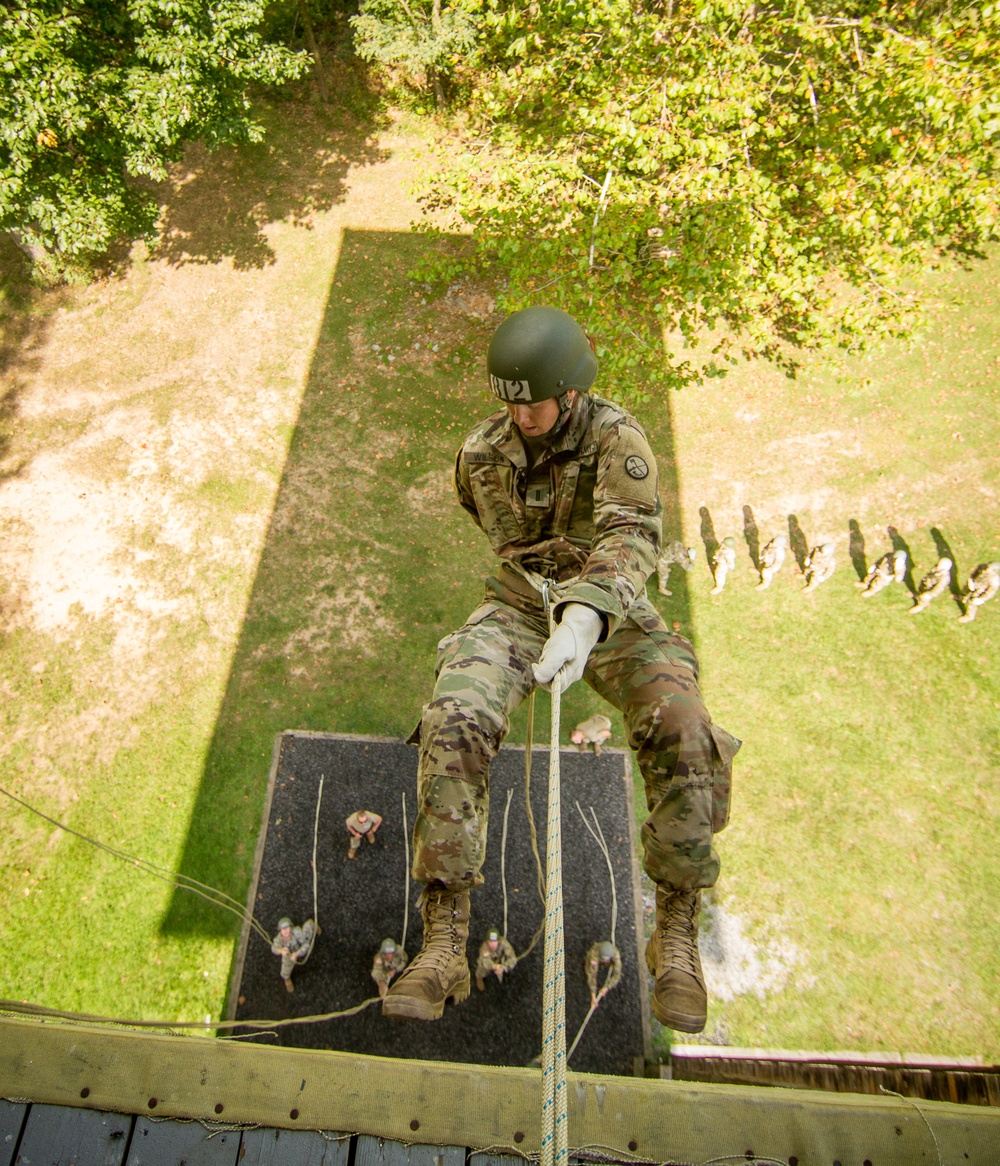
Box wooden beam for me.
[1,1017,999,1164]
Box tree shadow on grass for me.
[0,236,55,485]
[931,526,965,613]
[848,519,867,581]
[153,97,389,271]
[161,228,691,943]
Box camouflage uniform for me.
[909,558,952,614]
[710,541,737,593]
[270,919,315,980]
[409,392,740,894]
[959,562,1000,622]
[585,942,622,1000]
[475,935,517,987]
[656,540,696,596]
[858,549,907,597]
[803,544,836,592]
[371,946,408,993]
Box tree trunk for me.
[298,3,329,104]
[430,0,445,107]
[6,229,48,266]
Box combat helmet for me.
[597,941,616,962]
[487,306,598,403]
[380,938,397,954]
[277,916,292,931]
[486,928,500,942]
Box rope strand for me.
[0,785,272,946]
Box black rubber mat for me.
[233,732,646,1076]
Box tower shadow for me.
[887,526,917,596]
[848,519,867,581]
[787,514,809,574]
[699,506,719,571]
[931,527,965,611]
[742,505,760,570]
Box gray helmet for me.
[379,938,397,954]
[277,917,292,931]
[487,306,598,403]
[597,941,616,962]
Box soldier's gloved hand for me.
[532,603,603,692]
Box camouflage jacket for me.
[454,393,662,635]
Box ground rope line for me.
[0,997,380,1031]
[401,791,411,953]
[0,784,272,946]
[296,772,325,967]
[501,787,514,939]
[564,804,617,1064]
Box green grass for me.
[0,93,997,1059]
[637,256,1000,1055]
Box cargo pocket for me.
[433,602,501,675]
[710,722,742,833]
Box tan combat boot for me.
[382,885,471,1020]
[645,886,707,1033]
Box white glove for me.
[532,603,603,692]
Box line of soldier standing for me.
[656,526,999,622]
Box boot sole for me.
[650,996,706,1034]
[382,977,470,1022]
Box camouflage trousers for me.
[411,573,741,893]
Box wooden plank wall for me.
[670,1054,1000,1106]
[0,1105,505,1166]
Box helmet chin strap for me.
[552,390,578,435]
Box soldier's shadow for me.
[848,519,867,581]
[931,526,965,612]
[888,525,917,596]
[787,514,809,574]
[699,506,719,572]
[742,504,761,571]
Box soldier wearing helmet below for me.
[371,937,408,998]
[271,916,316,993]
[475,926,517,991]
[383,305,740,1034]
[585,941,622,1010]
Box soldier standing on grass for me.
[710,537,737,593]
[959,562,1000,622]
[383,306,740,1035]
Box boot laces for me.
[408,890,463,972]
[657,893,701,978]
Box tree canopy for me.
[0,1,308,264]
[418,0,1000,395]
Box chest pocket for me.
[551,462,580,536]
[468,464,523,548]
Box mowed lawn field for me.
[1,96,997,1057]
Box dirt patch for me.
[700,896,807,1005]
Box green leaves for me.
[0,1,308,262]
[418,0,1000,399]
